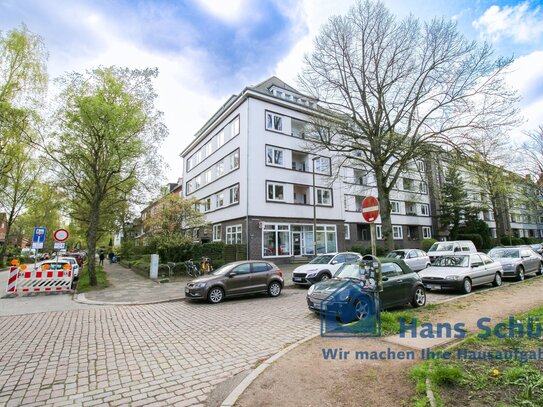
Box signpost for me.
[32,227,46,249]
[53,229,69,261]
[361,196,380,256]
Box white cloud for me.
[192,0,251,24]
[473,2,543,44]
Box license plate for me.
[427,284,440,290]
[293,277,302,281]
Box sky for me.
[1,0,543,182]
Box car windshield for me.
[386,251,405,259]
[41,262,69,270]
[335,263,363,280]
[429,243,454,252]
[432,255,469,267]
[309,255,334,264]
[210,264,234,276]
[488,248,519,259]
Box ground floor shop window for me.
[263,224,291,257]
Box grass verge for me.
[76,264,110,293]
[409,305,543,406]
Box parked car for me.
[427,240,477,263]
[419,253,503,294]
[292,252,363,286]
[185,260,284,303]
[529,243,543,256]
[59,257,80,280]
[64,252,85,267]
[487,246,542,281]
[306,258,426,322]
[385,249,431,272]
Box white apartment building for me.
[180,77,434,260]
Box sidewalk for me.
[228,275,543,407]
[76,261,301,305]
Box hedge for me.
[421,239,437,252]
[457,234,483,250]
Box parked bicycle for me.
[184,259,201,277]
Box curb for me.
[72,293,186,306]
[220,333,320,407]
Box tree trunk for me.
[375,170,394,251]
[86,202,100,286]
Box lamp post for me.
[312,156,320,256]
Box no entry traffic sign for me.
[361,196,380,223]
[53,228,69,242]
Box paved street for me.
[0,290,317,407]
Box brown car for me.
[185,260,284,303]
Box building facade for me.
[180,77,437,261]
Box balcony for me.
[293,184,310,205]
[292,152,308,172]
[405,202,417,216]
[291,118,308,139]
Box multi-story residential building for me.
[0,213,7,246]
[180,77,433,261]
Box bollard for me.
[7,265,18,293]
[150,254,159,280]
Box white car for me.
[385,249,431,271]
[427,240,477,263]
[58,257,80,279]
[292,252,363,286]
[419,253,503,294]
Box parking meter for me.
[360,255,383,293]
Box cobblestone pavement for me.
[0,290,318,407]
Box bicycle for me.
[184,259,201,277]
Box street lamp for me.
[312,156,320,256]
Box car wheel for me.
[207,287,224,304]
[461,278,472,294]
[318,273,331,282]
[516,266,525,282]
[492,272,502,287]
[268,281,282,297]
[411,286,426,308]
[537,263,542,276]
[354,297,372,321]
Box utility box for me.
[150,254,159,280]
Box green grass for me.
[76,264,109,293]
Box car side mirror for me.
[454,247,461,252]
[227,272,236,277]
[382,276,389,281]
[331,260,338,265]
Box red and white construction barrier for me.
[17,267,73,292]
[7,265,18,293]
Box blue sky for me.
[1,0,543,179]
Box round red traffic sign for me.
[361,196,380,223]
[53,228,69,242]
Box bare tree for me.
[299,0,520,250]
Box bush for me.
[457,234,483,250]
[349,245,369,255]
[500,236,523,246]
[421,239,437,252]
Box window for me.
[216,161,224,177]
[229,185,239,204]
[232,116,240,136]
[217,131,225,148]
[263,224,291,257]
[226,225,242,244]
[266,112,283,131]
[392,226,403,240]
[417,161,426,172]
[186,181,193,194]
[204,169,212,184]
[422,227,431,239]
[216,193,224,208]
[194,176,201,189]
[376,225,383,240]
[314,157,330,174]
[419,182,428,194]
[345,223,351,240]
[252,262,272,272]
[205,142,212,158]
[391,201,401,214]
[266,147,284,166]
[382,263,403,277]
[316,188,332,206]
[204,197,211,212]
[232,263,251,274]
[420,204,430,216]
[267,183,285,201]
[213,224,222,241]
[229,150,240,170]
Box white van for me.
[427,240,477,263]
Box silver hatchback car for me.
[487,246,542,281]
[385,249,431,272]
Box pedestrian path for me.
[76,262,188,304]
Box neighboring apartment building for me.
[180,77,433,261]
[0,213,6,246]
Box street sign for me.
[32,227,46,249]
[54,242,66,249]
[361,196,380,223]
[53,228,69,242]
